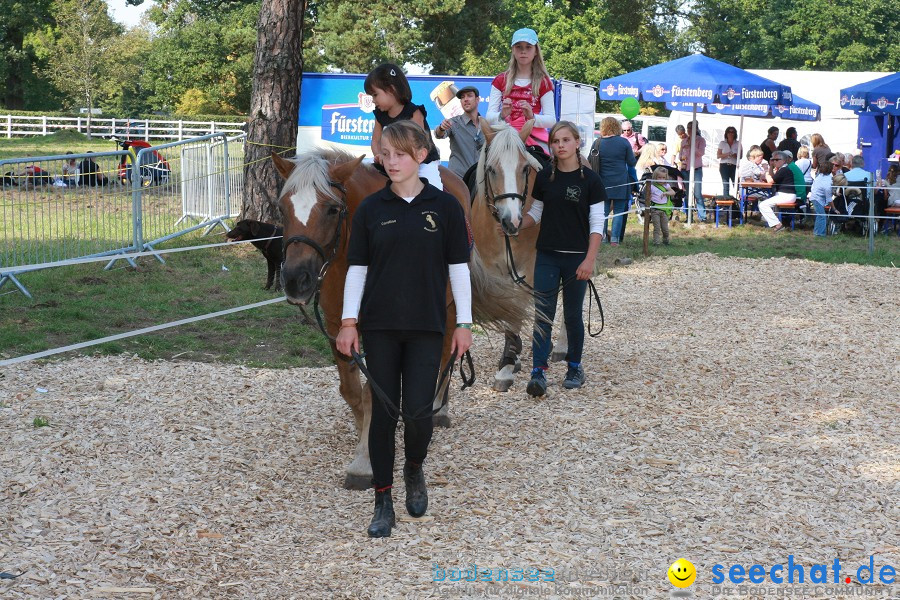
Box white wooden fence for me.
[2,115,245,141]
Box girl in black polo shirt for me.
[518,121,607,397]
[336,120,473,538]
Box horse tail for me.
[469,245,545,332]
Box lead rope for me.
[503,234,604,337]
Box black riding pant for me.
[362,329,444,490]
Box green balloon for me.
[621,97,640,119]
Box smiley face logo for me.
[667,558,697,588]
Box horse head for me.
[477,119,543,236]
[272,151,364,306]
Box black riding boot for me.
[404,461,428,518]
[367,489,395,538]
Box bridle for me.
[281,179,348,333]
[481,143,533,227]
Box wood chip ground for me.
[2,254,898,599]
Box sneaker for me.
[526,369,547,397]
[562,364,585,389]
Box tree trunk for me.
[242,0,306,224]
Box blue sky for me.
[104,0,151,27]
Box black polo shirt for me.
[531,167,607,253]
[347,180,470,334]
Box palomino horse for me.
[272,150,534,489]
[469,120,568,391]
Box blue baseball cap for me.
[511,28,538,46]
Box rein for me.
[350,348,475,423]
[502,232,604,337]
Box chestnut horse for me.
[469,120,569,391]
[272,150,534,489]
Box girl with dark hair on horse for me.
[486,28,557,157]
[335,120,473,538]
[364,63,443,190]
[516,121,607,397]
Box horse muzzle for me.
[281,262,318,306]
[500,215,521,237]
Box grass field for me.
[0,235,333,368]
[0,131,117,160]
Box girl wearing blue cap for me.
[486,28,557,154]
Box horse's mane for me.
[476,123,543,198]
[280,148,368,200]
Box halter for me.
[481,141,533,226]
[282,179,349,292]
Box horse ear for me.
[271,152,294,180]
[331,155,365,183]
[519,119,535,144]
[480,118,497,144]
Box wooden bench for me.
[775,200,799,230]
[714,198,739,228]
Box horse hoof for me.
[433,414,452,428]
[493,377,514,392]
[550,350,567,363]
[343,473,372,490]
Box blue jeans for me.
[814,201,827,236]
[532,250,588,369]
[682,168,705,220]
[603,198,630,243]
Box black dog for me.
[226,219,284,291]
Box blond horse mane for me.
[279,148,368,201]
[475,123,544,199]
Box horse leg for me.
[333,347,373,490]
[493,328,522,392]
[433,294,456,428]
[551,290,568,363]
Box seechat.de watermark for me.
[667,555,897,597]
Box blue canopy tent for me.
[667,94,820,121]
[839,72,900,175]
[598,54,793,224]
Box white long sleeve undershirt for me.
[341,263,473,324]
[526,200,606,236]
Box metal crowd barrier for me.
[0,134,245,298]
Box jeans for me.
[814,201,827,236]
[603,198,630,243]
[362,329,444,489]
[681,168,705,220]
[532,250,588,369]
[719,163,736,197]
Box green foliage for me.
[33,416,50,427]
[141,0,258,112]
[687,0,900,70]
[176,88,224,115]
[43,0,124,113]
[0,0,61,109]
